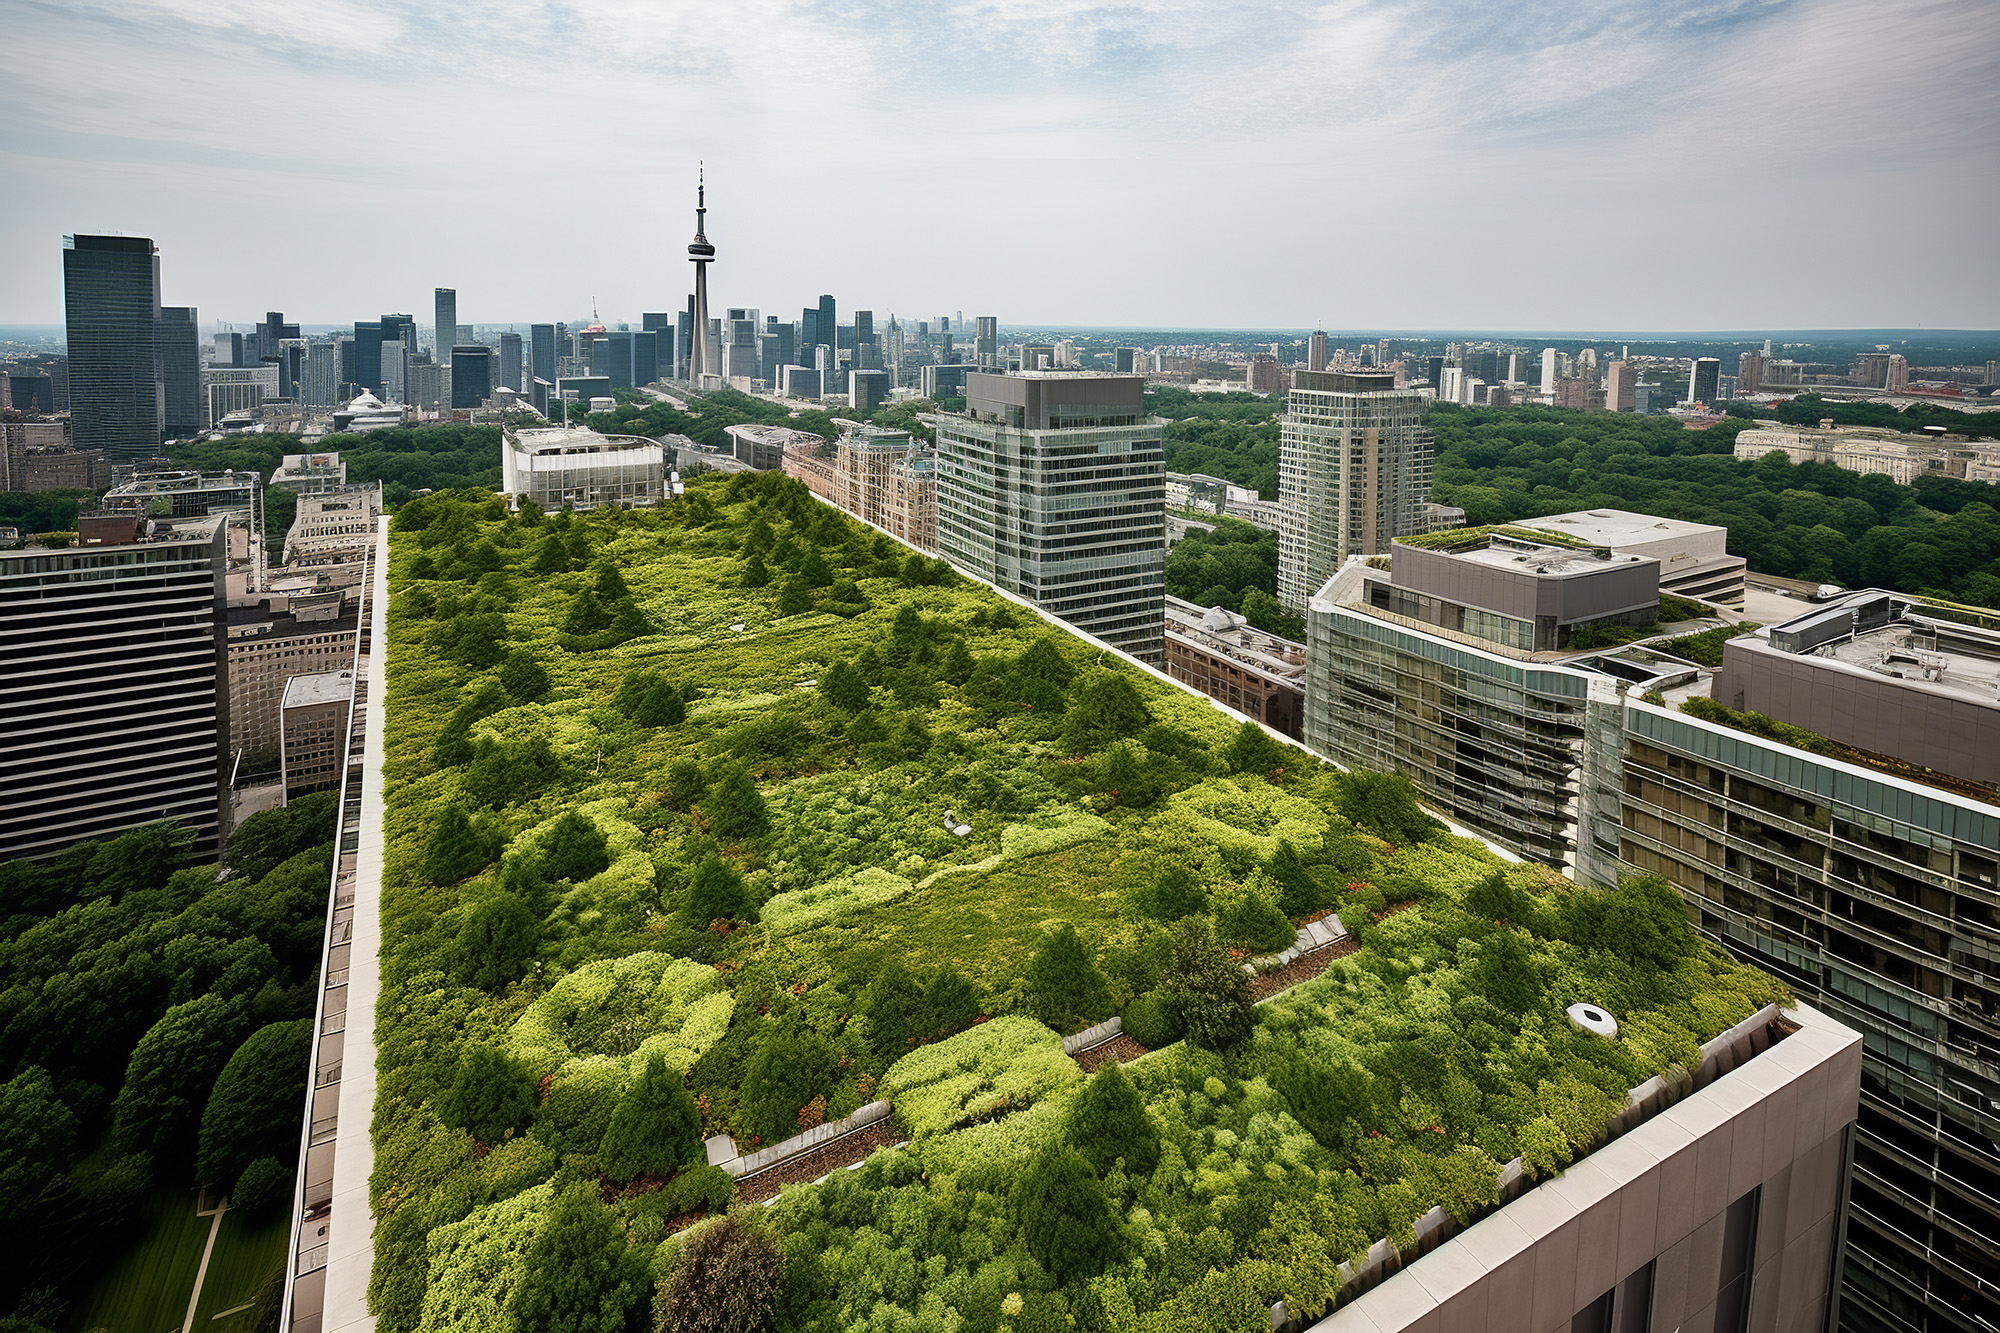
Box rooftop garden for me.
[372,476,1787,1333]
[1393,523,1598,553]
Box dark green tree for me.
[497,649,551,702]
[1265,840,1322,919]
[224,793,337,881]
[630,678,686,727]
[111,992,251,1160]
[195,1020,312,1188]
[818,659,869,712]
[741,553,771,588]
[1063,1061,1160,1177]
[739,1030,838,1144]
[423,807,495,885]
[1015,637,1075,688]
[563,588,613,634]
[1060,674,1152,751]
[776,577,812,617]
[797,547,834,589]
[1216,890,1296,955]
[679,855,753,928]
[437,1046,535,1145]
[1222,720,1291,776]
[1473,928,1547,1017]
[451,893,541,991]
[1022,924,1113,1032]
[1130,863,1206,922]
[506,1183,649,1333]
[540,811,610,883]
[432,680,509,767]
[592,560,631,601]
[599,1052,703,1185]
[1162,917,1253,1051]
[0,1067,76,1218]
[1007,1144,1121,1284]
[1333,770,1444,844]
[858,959,924,1057]
[939,638,975,686]
[231,1157,294,1217]
[914,967,982,1043]
[661,758,706,812]
[703,764,769,841]
[652,1212,785,1333]
[533,534,569,575]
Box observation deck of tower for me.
[687,166,715,384]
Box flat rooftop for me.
[1740,603,2000,712]
[1517,509,1723,547]
[282,670,356,709]
[1451,541,1650,578]
[506,426,659,456]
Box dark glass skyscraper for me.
[353,321,385,394]
[817,294,836,361]
[63,233,162,460]
[632,331,659,386]
[498,332,523,391]
[157,305,202,441]
[451,345,494,408]
[434,288,457,361]
[530,324,557,384]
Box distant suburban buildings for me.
[1735,420,2000,486]
[1276,369,1438,610]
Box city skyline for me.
[3,1,1995,331]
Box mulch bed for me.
[1074,1033,1147,1072]
[735,1117,904,1204]
[1250,937,1359,1002]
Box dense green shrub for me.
[882,1017,1079,1137]
[1063,1062,1159,1177]
[437,1047,535,1145]
[1222,719,1292,776]
[538,811,611,883]
[703,763,769,841]
[1022,924,1113,1033]
[0,1067,76,1217]
[678,855,754,929]
[739,1029,838,1144]
[1007,1144,1121,1283]
[232,1156,293,1217]
[111,992,251,1160]
[1130,862,1208,922]
[505,1184,650,1333]
[600,1053,703,1185]
[450,893,541,992]
[423,808,495,885]
[1333,770,1444,844]
[1162,918,1253,1051]
[1216,890,1297,955]
[1120,991,1184,1050]
[653,1212,784,1333]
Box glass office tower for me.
[63,233,163,460]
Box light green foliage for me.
[883,1016,1082,1137]
[415,1182,554,1332]
[508,953,733,1080]
[759,866,912,934]
[999,808,1112,860]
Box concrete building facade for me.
[929,372,1166,663]
[1515,509,1748,609]
[0,517,230,860]
[501,425,664,511]
[1163,596,1307,738]
[225,592,361,776]
[280,669,355,798]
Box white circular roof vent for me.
[1566,1003,1618,1038]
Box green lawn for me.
[66,1185,209,1333]
[188,1206,289,1329]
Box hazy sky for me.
[5,0,1997,332]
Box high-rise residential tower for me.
[929,372,1166,663]
[1605,360,1637,413]
[498,332,523,391]
[1308,329,1328,372]
[1689,357,1721,406]
[62,233,163,460]
[974,315,998,368]
[1275,369,1434,610]
[687,170,716,384]
[434,288,456,361]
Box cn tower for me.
[686,165,715,384]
